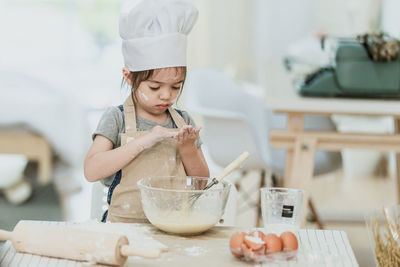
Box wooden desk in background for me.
[265,64,400,224]
[0,130,52,185]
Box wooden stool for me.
[0,130,52,185]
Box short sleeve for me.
[179,110,203,148]
[92,106,123,147]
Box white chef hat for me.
[119,0,198,72]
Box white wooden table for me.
[0,221,358,266]
[265,63,400,225]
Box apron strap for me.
[168,107,187,128]
[123,95,137,133]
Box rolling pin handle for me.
[0,229,13,241]
[120,245,162,258]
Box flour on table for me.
[70,220,168,251]
[184,246,207,256]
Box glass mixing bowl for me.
[137,176,231,235]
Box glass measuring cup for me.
[260,187,304,235]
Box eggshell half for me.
[244,234,265,251]
[241,243,261,261]
[249,230,265,240]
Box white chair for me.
[185,68,341,227]
[185,69,271,169]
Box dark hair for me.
[122,67,187,103]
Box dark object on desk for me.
[357,32,399,62]
[296,33,400,98]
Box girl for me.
[84,0,209,223]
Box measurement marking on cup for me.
[282,205,294,218]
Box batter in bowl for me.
[148,210,218,235]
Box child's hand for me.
[175,125,201,149]
[136,126,177,150]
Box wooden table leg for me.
[284,150,294,187]
[288,137,317,227]
[37,137,52,185]
[308,198,324,229]
[395,118,400,203]
[284,113,304,187]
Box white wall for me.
[187,0,384,85]
[381,0,400,38]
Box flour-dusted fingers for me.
[164,130,178,138]
[137,126,179,149]
[194,126,202,132]
[177,129,185,143]
[186,126,200,140]
[187,127,197,139]
[193,126,202,138]
[179,125,191,141]
[177,125,189,135]
[165,128,179,139]
[185,125,193,135]
[181,127,189,141]
[182,125,192,133]
[152,126,178,139]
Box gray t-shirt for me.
[93,106,202,186]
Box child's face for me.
[135,67,184,116]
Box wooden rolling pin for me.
[0,221,163,266]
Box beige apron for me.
[107,96,187,223]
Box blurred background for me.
[1,0,400,265]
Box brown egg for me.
[244,234,265,251]
[229,232,246,258]
[280,231,298,251]
[264,233,283,253]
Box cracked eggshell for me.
[249,230,265,240]
[244,234,265,251]
[241,243,259,261]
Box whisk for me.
[189,151,250,205]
